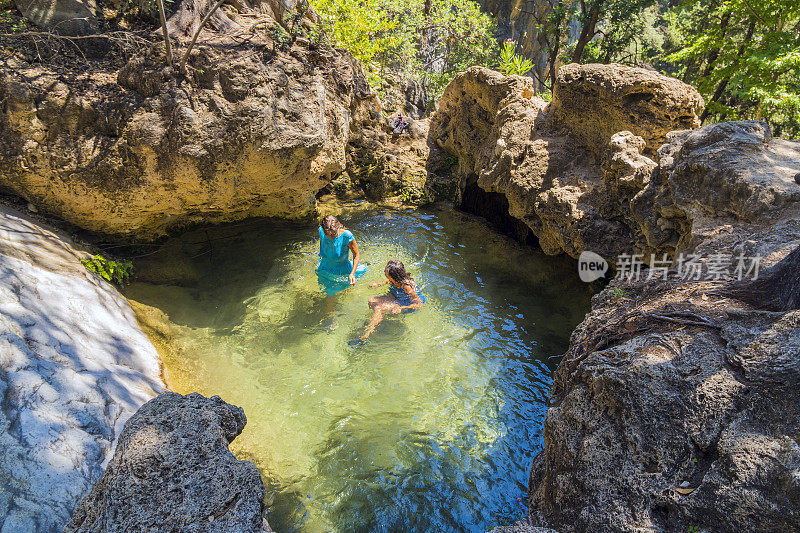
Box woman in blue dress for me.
[358,259,425,342]
[316,215,366,300]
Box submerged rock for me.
[0,204,164,531]
[66,392,270,532]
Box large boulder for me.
[14,0,99,35]
[552,63,704,156]
[663,121,800,222]
[430,66,660,259]
[529,255,800,532]
[0,13,378,240]
[66,392,270,532]
[630,121,800,258]
[0,204,164,531]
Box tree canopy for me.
[535,0,800,138]
[310,0,498,95]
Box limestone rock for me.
[431,66,646,259]
[665,121,800,222]
[529,274,800,532]
[0,204,164,531]
[552,63,704,156]
[66,392,269,532]
[0,21,378,240]
[14,0,99,35]
[432,66,800,265]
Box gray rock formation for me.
[14,0,99,35]
[0,204,164,532]
[530,252,800,532]
[66,392,269,532]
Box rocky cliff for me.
[0,0,382,240]
[0,204,164,531]
[434,64,800,532]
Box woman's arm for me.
[348,239,360,285]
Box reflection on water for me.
[124,208,592,532]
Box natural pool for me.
[124,208,593,532]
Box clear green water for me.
[124,208,592,532]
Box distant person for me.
[390,114,408,134]
[316,215,366,317]
[353,259,425,343]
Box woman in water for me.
[358,259,425,342]
[316,215,366,305]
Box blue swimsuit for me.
[316,227,366,296]
[389,279,426,311]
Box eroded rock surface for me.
[66,392,269,532]
[431,66,678,258]
[552,63,703,156]
[0,1,380,240]
[0,204,164,532]
[433,65,800,532]
[530,248,800,532]
[13,0,99,35]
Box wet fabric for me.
[388,280,425,310]
[316,227,366,296]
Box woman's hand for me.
[369,281,382,288]
[349,274,356,286]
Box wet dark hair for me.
[385,259,412,283]
[321,215,344,235]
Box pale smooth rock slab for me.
[0,205,164,532]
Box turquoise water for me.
[124,208,592,532]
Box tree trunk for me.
[700,20,756,123]
[157,0,173,63]
[699,11,731,78]
[571,1,602,63]
[549,26,560,90]
[722,245,800,311]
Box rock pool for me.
[124,208,593,532]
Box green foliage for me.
[500,40,533,76]
[310,0,398,87]
[271,23,292,50]
[533,0,800,138]
[0,0,31,32]
[309,0,498,98]
[660,0,800,138]
[81,255,133,286]
[608,287,629,299]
